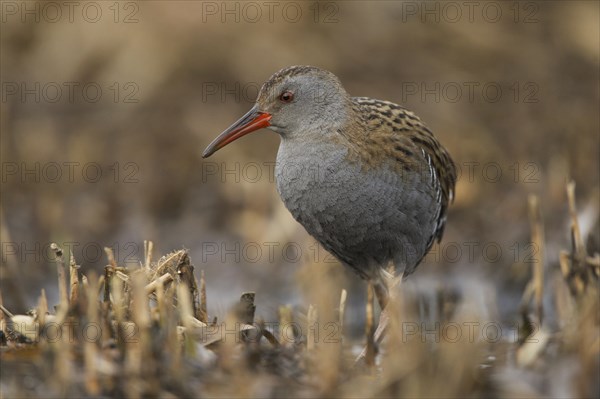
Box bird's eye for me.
[279,91,294,103]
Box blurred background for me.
[1,1,599,335]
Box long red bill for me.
[202,106,272,158]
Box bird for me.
[203,65,456,341]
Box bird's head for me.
[202,66,352,158]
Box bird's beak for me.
[202,105,272,158]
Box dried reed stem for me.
[69,251,80,304]
[307,305,318,351]
[84,272,100,395]
[104,246,118,269]
[144,273,173,295]
[50,243,69,316]
[0,288,5,324]
[177,282,195,332]
[339,289,347,333]
[37,289,48,327]
[279,305,293,347]
[561,181,593,296]
[365,282,376,367]
[144,240,154,272]
[528,194,545,323]
[198,270,208,324]
[126,274,152,398]
[566,181,585,255]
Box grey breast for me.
[275,138,439,279]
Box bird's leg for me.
[374,280,389,310]
[354,272,396,365]
[372,273,395,345]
